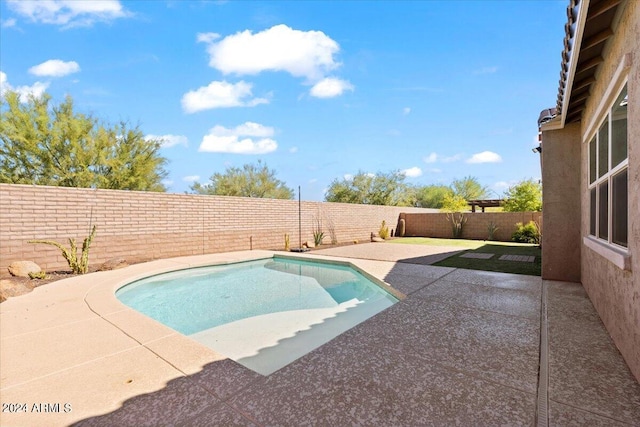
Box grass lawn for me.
[389,237,541,276]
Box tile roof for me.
[554,0,623,125]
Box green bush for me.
[512,221,540,244]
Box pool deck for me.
[1,244,639,426]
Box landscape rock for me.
[371,237,385,243]
[7,261,42,278]
[0,278,33,302]
[98,257,129,271]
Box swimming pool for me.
[116,256,399,375]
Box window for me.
[588,84,628,248]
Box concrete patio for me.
[1,244,639,426]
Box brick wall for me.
[0,184,430,273]
[401,211,542,242]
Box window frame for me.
[581,55,631,271]
[586,81,628,250]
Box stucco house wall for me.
[578,0,639,383]
[542,0,639,381]
[541,122,581,282]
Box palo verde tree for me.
[414,184,453,208]
[502,179,542,212]
[324,171,412,206]
[0,91,168,191]
[191,161,294,199]
[450,176,491,201]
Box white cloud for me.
[423,152,463,164]
[199,122,277,154]
[441,154,464,163]
[29,59,80,77]
[308,178,318,184]
[182,175,200,182]
[181,80,268,113]
[473,66,498,75]
[196,32,220,44]
[402,107,411,115]
[210,122,274,137]
[494,181,514,190]
[145,134,188,148]
[402,167,422,178]
[423,152,438,163]
[466,151,502,164]
[7,0,130,28]
[0,71,49,101]
[0,71,9,95]
[162,179,174,187]
[343,174,353,181]
[200,24,341,81]
[2,18,17,28]
[289,146,298,153]
[14,82,49,102]
[309,77,353,98]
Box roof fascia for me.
[559,0,591,129]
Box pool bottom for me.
[190,296,392,375]
[116,256,398,376]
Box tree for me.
[440,193,469,212]
[191,161,294,199]
[502,179,542,212]
[450,176,491,200]
[0,91,167,191]
[414,184,453,208]
[324,171,412,206]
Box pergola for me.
[467,199,503,213]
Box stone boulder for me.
[98,258,129,271]
[0,278,33,301]
[7,261,42,278]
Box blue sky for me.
[0,0,566,201]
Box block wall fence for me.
[401,211,542,242]
[0,184,541,274]
[0,184,431,273]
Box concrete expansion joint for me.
[535,281,550,427]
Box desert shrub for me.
[29,226,97,274]
[28,270,47,279]
[397,218,406,237]
[378,220,390,239]
[313,215,325,246]
[487,221,499,241]
[512,221,540,244]
[446,212,467,238]
[313,230,325,247]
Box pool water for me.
[116,257,398,375]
